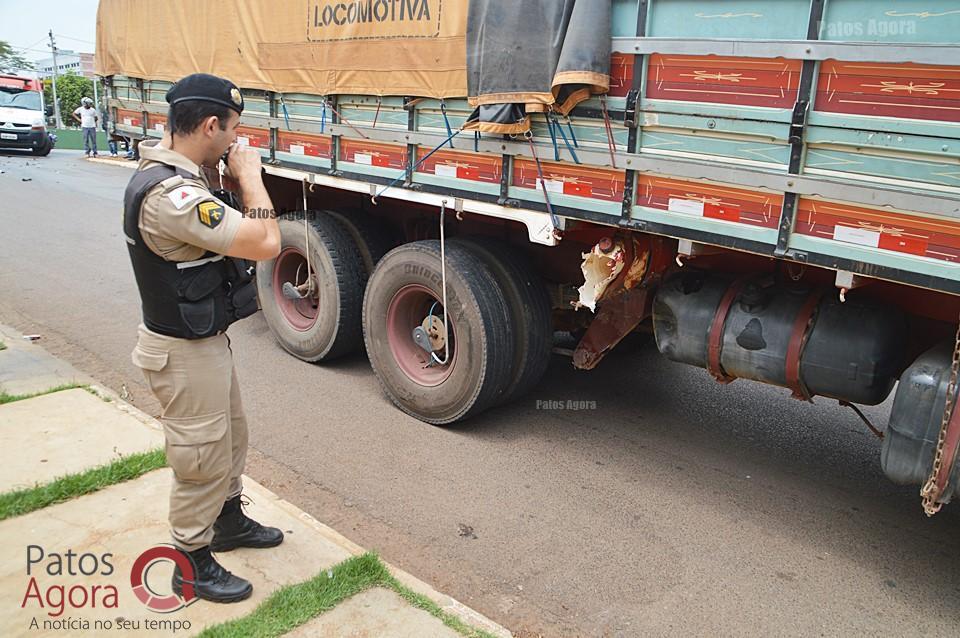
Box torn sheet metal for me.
[573,236,673,370]
[576,239,625,313]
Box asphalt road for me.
[1,150,958,637]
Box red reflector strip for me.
[279,133,332,158]
[563,182,593,197]
[703,203,741,223]
[878,234,929,256]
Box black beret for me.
[166,73,244,114]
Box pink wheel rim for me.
[386,284,456,387]
[273,248,319,331]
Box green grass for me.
[0,383,84,405]
[0,341,6,351]
[198,553,500,638]
[0,448,166,521]
[199,554,387,638]
[384,573,502,638]
[52,128,110,151]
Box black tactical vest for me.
[123,165,258,339]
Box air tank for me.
[653,271,906,405]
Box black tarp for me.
[465,0,611,134]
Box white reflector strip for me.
[536,178,564,193]
[667,198,705,216]
[833,225,881,248]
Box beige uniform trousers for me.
[131,324,247,551]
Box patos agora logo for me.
[130,545,198,612]
[21,544,196,629]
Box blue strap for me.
[565,117,578,148]
[373,129,462,202]
[552,113,580,164]
[546,115,560,161]
[474,131,480,153]
[320,100,327,134]
[279,96,291,130]
[440,101,454,149]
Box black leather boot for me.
[171,546,252,603]
[210,495,284,552]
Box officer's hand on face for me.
[224,143,263,188]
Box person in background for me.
[101,101,119,157]
[73,97,99,157]
[126,136,141,161]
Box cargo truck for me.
[97,0,960,513]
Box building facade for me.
[35,51,95,79]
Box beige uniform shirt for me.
[137,140,243,261]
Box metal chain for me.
[920,312,960,516]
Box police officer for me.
[125,73,283,603]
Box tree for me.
[0,40,34,74]
[43,72,94,128]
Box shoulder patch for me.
[167,186,204,210]
[197,201,226,229]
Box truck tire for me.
[256,212,365,362]
[326,209,395,277]
[453,238,553,403]
[362,240,514,424]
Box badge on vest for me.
[198,201,225,228]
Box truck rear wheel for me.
[256,213,365,361]
[326,209,395,277]
[453,238,553,403]
[362,240,514,424]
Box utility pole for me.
[48,29,63,129]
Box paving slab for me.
[285,587,462,638]
[0,324,91,396]
[0,388,164,492]
[0,470,354,637]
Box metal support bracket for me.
[788,99,809,146]
[835,270,872,302]
[677,239,725,259]
[624,89,642,129]
[498,154,512,205]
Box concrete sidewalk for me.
[0,325,510,637]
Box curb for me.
[85,156,137,168]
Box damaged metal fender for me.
[572,235,673,370]
[575,237,627,313]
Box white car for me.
[0,77,54,156]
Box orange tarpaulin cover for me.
[95,0,469,97]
